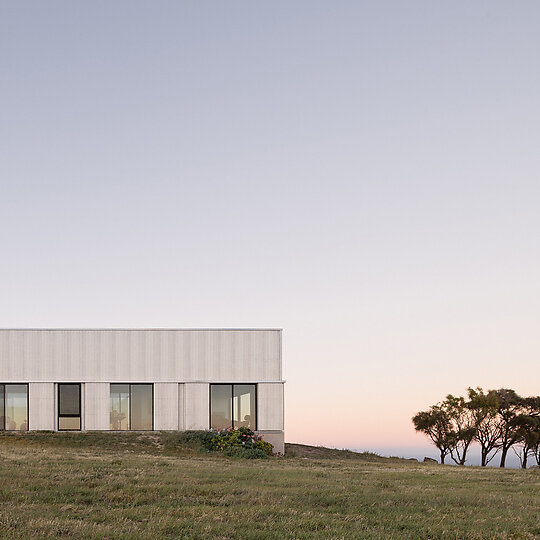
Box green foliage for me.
[207,427,274,458]
[494,389,527,467]
[467,387,505,466]
[414,387,540,468]
[412,406,453,464]
[162,427,274,458]
[254,438,274,456]
[223,446,268,459]
[443,394,476,466]
[513,412,540,468]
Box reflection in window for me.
[110,384,153,430]
[210,384,256,430]
[210,385,232,430]
[1,384,28,431]
[131,384,153,430]
[110,384,130,430]
[233,385,256,430]
[58,384,81,431]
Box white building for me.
[0,329,285,453]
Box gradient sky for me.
[1,2,539,460]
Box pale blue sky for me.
[1,2,539,458]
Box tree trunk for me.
[481,449,487,467]
[440,450,445,465]
[522,451,528,469]
[499,447,508,468]
[460,442,471,466]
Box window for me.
[210,385,232,430]
[0,384,28,431]
[110,384,129,430]
[210,384,256,430]
[58,384,81,431]
[110,384,153,430]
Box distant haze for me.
[355,447,523,469]
[1,2,539,460]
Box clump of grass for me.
[159,430,215,451]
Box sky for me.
[1,1,539,464]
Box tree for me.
[443,394,476,466]
[533,432,540,467]
[412,389,540,468]
[467,387,502,466]
[513,414,539,469]
[412,405,453,464]
[513,396,540,469]
[531,396,540,467]
[494,389,524,468]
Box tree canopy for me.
[412,388,540,468]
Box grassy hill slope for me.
[0,432,538,539]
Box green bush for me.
[162,427,273,458]
[210,427,274,458]
[254,439,274,456]
[223,446,268,459]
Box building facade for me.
[0,329,284,453]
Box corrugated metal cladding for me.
[0,329,282,383]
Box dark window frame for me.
[209,383,257,430]
[0,383,29,431]
[57,383,82,431]
[109,383,154,431]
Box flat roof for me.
[0,328,282,331]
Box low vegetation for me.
[0,432,539,539]
[201,426,274,458]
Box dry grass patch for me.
[0,432,538,539]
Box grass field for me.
[0,432,538,539]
